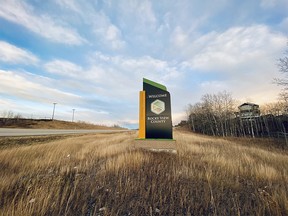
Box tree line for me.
[186,43,288,138]
[186,91,236,137]
[186,91,288,138]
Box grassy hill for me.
[0,118,121,129]
[0,130,287,215]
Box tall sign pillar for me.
[137,78,176,151]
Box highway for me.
[0,128,129,137]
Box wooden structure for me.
[238,103,260,119]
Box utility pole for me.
[72,109,75,122]
[52,103,57,120]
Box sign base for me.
[134,139,176,153]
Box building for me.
[238,102,260,119]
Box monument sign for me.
[137,78,175,151]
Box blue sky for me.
[0,0,287,128]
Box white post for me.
[52,103,57,120]
[72,109,75,122]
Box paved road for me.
[0,128,129,137]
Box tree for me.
[275,43,288,89]
[261,102,285,116]
[2,110,14,119]
[186,91,237,136]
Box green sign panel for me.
[143,78,173,139]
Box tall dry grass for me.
[0,131,287,215]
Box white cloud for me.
[0,69,121,122]
[44,59,84,77]
[54,0,125,50]
[0,98,18,111]
[135,0,157,25]
[88,52,183,92]
[44,59,109,90]
[56,0,82,14]
[0,69,81,104]
[170,26,189,48]
[92,12,125,50]
[42,54,180,98]
[105,25,125,49]
[169,25,286,105]
[0,41,39,64]
[117,0,157,27]
[96,0,158,50]
[189,25,286,72]
[0,0,86,45]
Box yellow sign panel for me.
[138,91,146,138]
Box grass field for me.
[0,118,122,130]
[0,130,287,215]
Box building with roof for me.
[238,102,260,119]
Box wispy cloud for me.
[92,13,126,50]
[170,26,189,48]
[0,69,81,104]
[56,0,82,14]
[168,24,286,105]
[44,53,183,97]
[41,53,184,124]
[44,59,84,78]
[0,0,86,45]
[84,52,184,102]
[55,0,125,50]
[118,0,157,27]
[0,41,39,64]
[185,25,286,72]
[0,69,137,124]
[89,52,182,81]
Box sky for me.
[0,0,287,128]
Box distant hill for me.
[0,118,123,130]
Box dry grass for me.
[0,131,287,215]
[0,118,122,130]
[0,135,83,149]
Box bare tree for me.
[2,110,14,119]
[275,46,288,86]
[187,91,236,136]
[13,113,23,119]
[261,102,286,116]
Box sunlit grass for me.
[0,130,287,215]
